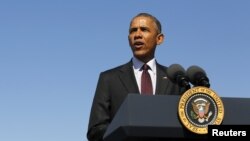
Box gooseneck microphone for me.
[166,64,190,90]
[186,65,210,88]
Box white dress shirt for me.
[132,57,157,95]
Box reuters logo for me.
[178,86,224,134]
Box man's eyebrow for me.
[140,26,150,29]
[129,26,149,30]
[129,27,138,32]
[130,27,138,29]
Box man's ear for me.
[156,33,164,45]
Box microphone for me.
[166,64,190,90]
[186,65,210,88]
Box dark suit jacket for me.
[87,61,184,141]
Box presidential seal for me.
[178,86,224,134]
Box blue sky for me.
[0,0,250,141]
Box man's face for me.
[128,16,163,63]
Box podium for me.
[103,94,250,141]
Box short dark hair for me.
[130,13,162,33]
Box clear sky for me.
[0,0,250,141]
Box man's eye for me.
[141,28,148,32]
[129,29,137,33]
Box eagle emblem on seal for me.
[191,98,213,123]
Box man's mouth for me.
[134,41,144,49]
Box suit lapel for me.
[155,63,170,95]
[117,61,170,95]
[118,61,140,94]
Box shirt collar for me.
[132,57,156,74]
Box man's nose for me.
[134,30,142,39]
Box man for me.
[87,13,184,141]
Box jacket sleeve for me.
[87,72,111,141]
